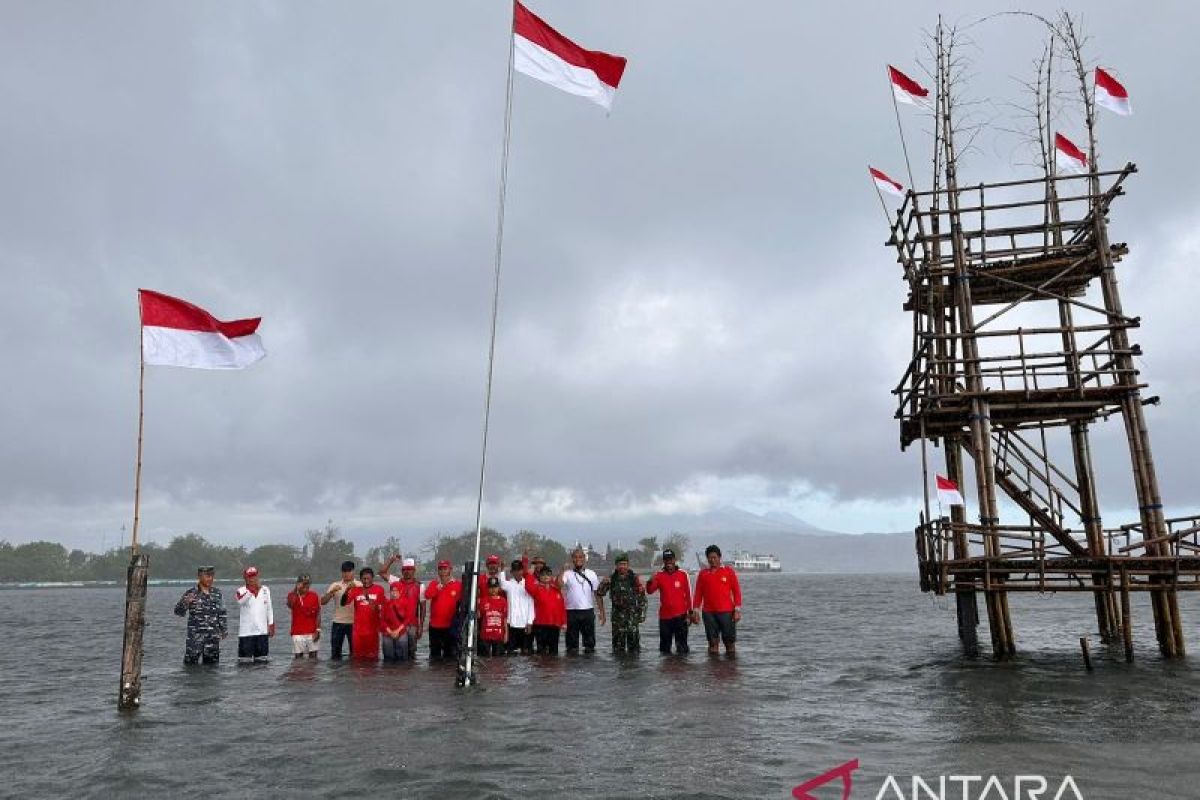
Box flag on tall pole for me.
[140,289,266,370]
[1094,67,1132,117]
[888,65,932,109]
[459,2,627,689]
[1054,133,1088,174]
[936,475,965,507]
[513,1,627,110]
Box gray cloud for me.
[2,2,1199,549]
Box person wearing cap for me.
[498,556,535,654]
[559,547,606,654]
[380,553,426,655]
[341,567,387,661]
[174,565,227,665]
[647,548,693,655]
[693,545,742,655]
[597,553,647,653]
[478,576,509,656]
[234,566,274,662]
[321,560,361,659]
[478,554,506,602]
[524,564,567,655]
[286,574,321,659]
[380,582,411,663]
[423,560,462,660]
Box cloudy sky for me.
[2,1,1198,550]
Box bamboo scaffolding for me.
[884,14,1191,660]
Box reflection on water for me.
[0,575,1196,797]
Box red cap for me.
[437,560,451,570]
[243,566,259,578]
[486,554,500,565]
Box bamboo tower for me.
[886,16,1198,660]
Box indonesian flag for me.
[1094,67,1131,117]
[139,289,266,370]
[1054,133,1088,174]
[888,65,931,108]
[869,166,905,198]
[513,1,627,110]
[936,475,965,507]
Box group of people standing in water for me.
[174,544,743,665]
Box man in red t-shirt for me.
[478,577,509,657]
[286,574,322,659]
[693,545,742,655]
[525,565,567,655]
[646,548,694,654]
[341,567,387,661]
[423,560,462,661]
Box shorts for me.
[291,634,317,655]
[702,611,737,645]
[238,634,270,659]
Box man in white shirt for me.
[560,548,606,654]
[234,566,274,662]
[498,557,536,654]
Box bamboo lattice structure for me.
[885,18,1196,660]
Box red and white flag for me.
[936,475,965,507]
[140,289,266,370]
[1094,67,1131,117]
[513,1,628,110]
[888,65,931,108]
[869,166,906,198]
[1054,133,1088,174]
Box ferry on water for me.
[730,551,782,572]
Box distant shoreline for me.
[0,570,912,590]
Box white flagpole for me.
[460,2,517,688]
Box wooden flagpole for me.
[459,2,518,689]
[887,69,918,189]
[119,298,150,710]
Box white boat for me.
[730,552,782,572]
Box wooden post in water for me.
[119,553,149,710]
[119,322,149,711]
[1079,636,1093,671]
[1120,567,1133,663]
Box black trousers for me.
[330,622,353,659]
[506,625,532,655]
[532,624,560,655]
[659,614,690,654]
[565,608,596,652]
[428,626,457,660]
[480,640,506,656]
[702,611,737,645]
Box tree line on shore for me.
[0,521,691,583]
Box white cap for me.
[401,557,417,569]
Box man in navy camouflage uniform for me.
[597,553,646,653]
[174,565,228,664]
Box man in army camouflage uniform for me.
[597,553,646,653]
[174,565,228,665]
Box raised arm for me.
[174,588,195,617]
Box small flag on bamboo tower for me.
[1054,133,1088,174]
[935,475,965,507]
[869,166,906,198]
[1094,67,1132,117]
[887,65,931,109]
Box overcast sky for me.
[2,1,1198,550]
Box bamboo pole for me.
[119,317,149,711]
